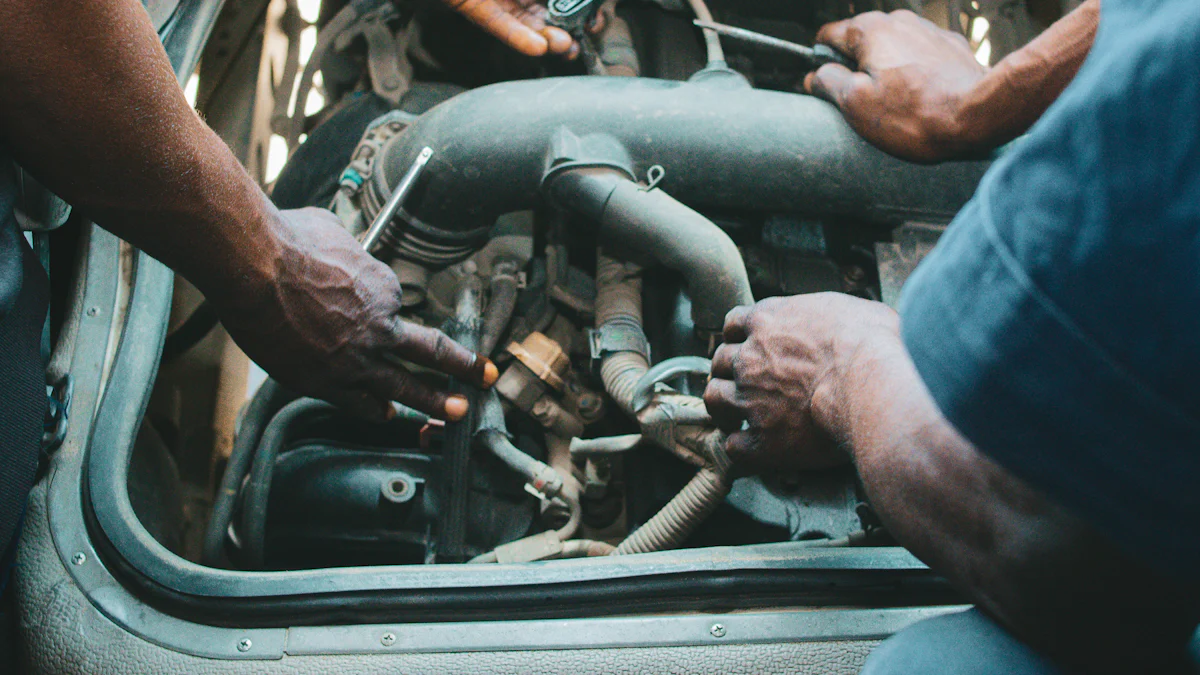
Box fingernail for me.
[444,395,469,421]
[482,359,499,387]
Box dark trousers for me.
[0,238,48,673]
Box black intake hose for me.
[371,76,991,258]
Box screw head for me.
[381,632,397,647]
[86,306,100,317]
[710,623,726,638]
[237,638,253,652]
[71,552,87,566]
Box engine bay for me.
[138,0,997,572]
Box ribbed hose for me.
[595,252,649,416]
[594,249,733,556]
[612,467,729,555]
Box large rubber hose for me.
[372,76,991,246]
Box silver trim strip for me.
[285,607,968,656]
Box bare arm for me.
[0,0,496,419]
[705,293,1199,672]
[805,2,1099,162]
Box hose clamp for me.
[588,318,651,367]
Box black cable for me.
[240,398,338,569]
[201,378,295,567]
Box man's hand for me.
[439,0,580,58]
[703,293,898,473]
[213,207,497,422]
[806,3,1099,162]
[804,10,988,163]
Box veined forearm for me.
[955,0,1100,151]
[0,0,278,300]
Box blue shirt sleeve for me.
[899,0,1200,579]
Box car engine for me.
[185,0,1002,570]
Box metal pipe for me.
[570,434,643,456]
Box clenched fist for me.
[703,293,898,473]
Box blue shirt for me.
[900,0,1200,578]
[0,155,21,318]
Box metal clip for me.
[642,165,666,192]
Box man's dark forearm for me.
[952,0,1100,153]
[819,329,1199,673]
[0,0,280,304]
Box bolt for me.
[577,393,602,418]
[86,306,100,317]
[381,632,396,647]
[710,623,726,638]
[71,552,86,566]
[237,638,253,652]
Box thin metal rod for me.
[692,19,816,59]
[361,146,433,253]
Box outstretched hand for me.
[805,10,988,163]
[703,293,897,474]
[213,207,497,422]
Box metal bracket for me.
[42,375,73,455]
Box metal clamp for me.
[588,318,651,366]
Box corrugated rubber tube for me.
[612,467,729,555]
[595,251,649,416]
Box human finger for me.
[816,11,884,59]
[702,378,747,435]
[723,305,753,343]
[710,343,740,381]
[723,429,764,471]
[542,26,576,55]
[805,63,873,110]
[444,0,550,56]
[391,320,499,388]
[373,362,471,421]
